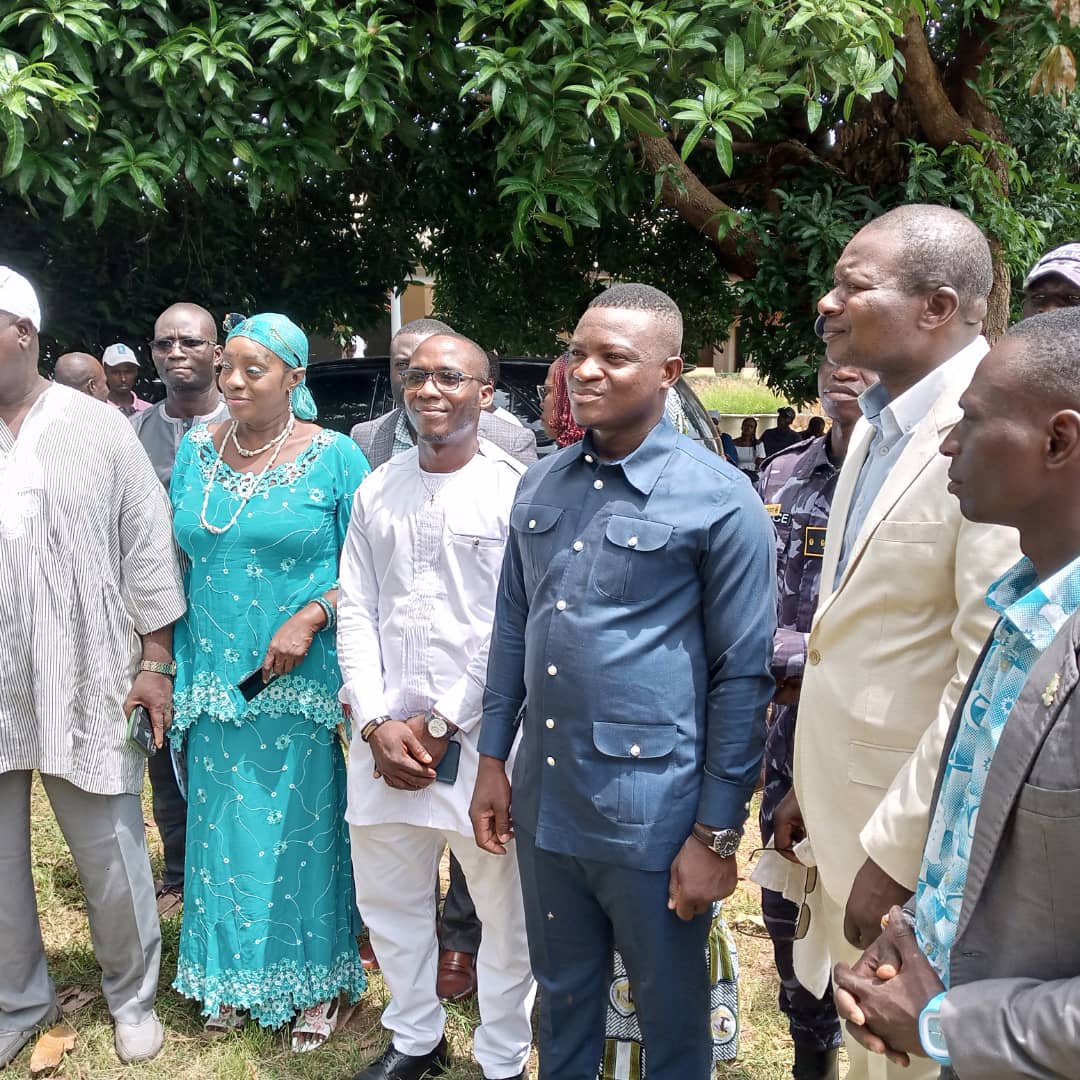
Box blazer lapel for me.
[817,420,873,605]
[955,611,1080,940]
[371,409,399,468]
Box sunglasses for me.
[150,337,214,354]
[747,847,818,940]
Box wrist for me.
[138,659,177,678]
[360,715,392,743]
[691,823,743,858]
[297,602,327,630]
[918,991,950,1066]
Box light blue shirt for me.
[915,552,1080,983]
[836,338,987,579]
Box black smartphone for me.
[238,668,278,702]
[434,739,461,785]
[127,705,157,756]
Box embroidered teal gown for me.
[169,426,370,1028]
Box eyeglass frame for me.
[746,846,818,940]
[149,336,216,355]
[400,367,492,392]
[536,384,553,401]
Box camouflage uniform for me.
[757,436,844,1054]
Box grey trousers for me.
[0,771,161,1033]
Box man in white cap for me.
[1022,242,1080,319]
[0,267,186,1067]
[103,342,152,416]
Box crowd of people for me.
[2,218,1080,1080]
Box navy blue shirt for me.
[479,418,776,871]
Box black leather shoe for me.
[351,1037,449,1080]
[792,1046,839,1080]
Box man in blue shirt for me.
[471,284,776,1079]
[832,309,1080,1077]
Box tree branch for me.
[896,12,970,149]
[638,134,757,278]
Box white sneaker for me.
[114,1012,164,1064]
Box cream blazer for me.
[792,343,1020,912]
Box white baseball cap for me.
[102,342,139,368]
[0,266,41,331]
[1024,243,1080,291]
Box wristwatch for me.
[360,715,391,743]
[691,824,743,858]
[139,659,177,678]
[918,991,951,1066]
[424,709,457,739]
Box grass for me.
[10,777,832,1079]
[691,378,790,416]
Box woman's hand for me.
[261,604,325,678]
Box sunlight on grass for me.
[13,777,815,1078]
[693,378,790,416]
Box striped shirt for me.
[0,385,186,795]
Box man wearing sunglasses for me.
[340,333,535,1080]
[130,303,228,919]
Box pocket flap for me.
[604,515,673,552]
[593,722,677,759]
[511,504,563,534]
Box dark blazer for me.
[351,407,538,469]
[928,605,1080,1079]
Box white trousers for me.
[0,770,161,1033]
[350,822,536,1079]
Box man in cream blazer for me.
[772,205,1020,1080]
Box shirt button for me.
[808,649,822,665]
[529,519,537,529]
[585,454,594,463]
[547,664,558,676]
[546,718,555,729]
[630,744,641,757]
[556,599,567,611]
[593,479,603,490]
[628,536,638,548]
[546,756,556,767]
[879,446,889,456]
[573,540,584,552]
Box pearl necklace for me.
[230,414,295,457]
[199,420,293,535]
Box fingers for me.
[472,808,508,856]
[150,711,165,751]
[401,729,433,767]
[833,984,866,1027]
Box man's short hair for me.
[397,317,454,339]
[415,331,492,382]
[1005,308,1080,410]
[587,283,683,355]
[156,302,218,343]
[864,205,993,310]
[778,406,796,420]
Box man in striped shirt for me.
[0,268,186,1068]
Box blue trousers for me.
[515,828,713,1080]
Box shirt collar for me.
[988,551,1080,651]
[549,416,679,496]
[858,336,988,439]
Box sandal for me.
[203,1005,246,1039]
[290,997,340,1053]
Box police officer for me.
[757,355,876,1080]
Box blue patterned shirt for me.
[915,552,1080,983]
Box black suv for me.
[305,356,719,456]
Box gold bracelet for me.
[139,659,177,678]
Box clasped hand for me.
[368,714,448,790]
[832,905,944,1066]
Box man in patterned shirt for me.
[756,355,876,1080]
[833,307,1080,1077]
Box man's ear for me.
[1047,409,1080,467]
[478,380,495,410]
[213,344,224,362]
[660,354,683,390]
[919,286,961,330]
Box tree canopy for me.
[1,0,1078,396]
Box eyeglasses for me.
[1026,293,1080,308]
[747,847,817,939]
[150,336,215,354]
[536,384,553,401]
[401,368,490,392]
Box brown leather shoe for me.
[156,884,183,920]
[435,950,477,1002]
[359,940,380,972]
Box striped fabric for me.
[0,384,186,795]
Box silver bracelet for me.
[311,595,335,631]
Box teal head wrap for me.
[226,312,317,420]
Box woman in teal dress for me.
[169,313,369,1050]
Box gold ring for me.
[880,913,890,930]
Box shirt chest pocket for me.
[593,515,674,604]
[510,504,564,583]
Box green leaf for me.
[681,121,709,160]
[724,35,745,83]
[2,117,24,177]
[562,0,591,27]
[491,77,506,117]
[806,96,822,132]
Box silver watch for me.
[693,825,742,858]
[425,709,453,739]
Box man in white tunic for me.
[338,333,536,1080]
[0,269,186,1067]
